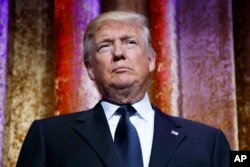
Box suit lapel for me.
[73,102,119,167]
[149,106,187,167]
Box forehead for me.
[93,20,142,41]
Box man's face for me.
[87,20,155,97]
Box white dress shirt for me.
[101,94,155,167]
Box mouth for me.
[112,66,132,73]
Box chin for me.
[113,82,134,89]
[111,78,138,88]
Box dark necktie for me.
[114,105,144,167]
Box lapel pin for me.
[171,130,179,136]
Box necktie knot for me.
[116,104,136,117]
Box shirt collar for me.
[101,93,154,122]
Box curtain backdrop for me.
[233,0,250,151]
[2,0,250,166]
[4,0,55,166]
[175,0,238,150]
[0,0,8,166]
[54,0,100,115]
[149,0,179,116]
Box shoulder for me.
[153,106,230,166]
[38,109,91,124]
[170,114,219,132]
[154,105,230,150]
[153,105,226,137]
[29,105,99,133]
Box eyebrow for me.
[96,35,137,45]
[120,35,136,41]
[96,38,113,46]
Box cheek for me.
[93,52,113,66]
[92,58,110,76]
[134,53,150,68]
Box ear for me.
[149,56,155,72]
[86,63,95,80]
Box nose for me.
[113,41,125,61]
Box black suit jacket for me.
[17,102,230,167]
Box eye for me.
[125,39,137,47]
[97,43,112,52]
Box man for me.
[17,11,230,167]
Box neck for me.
[101,86,147,105]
